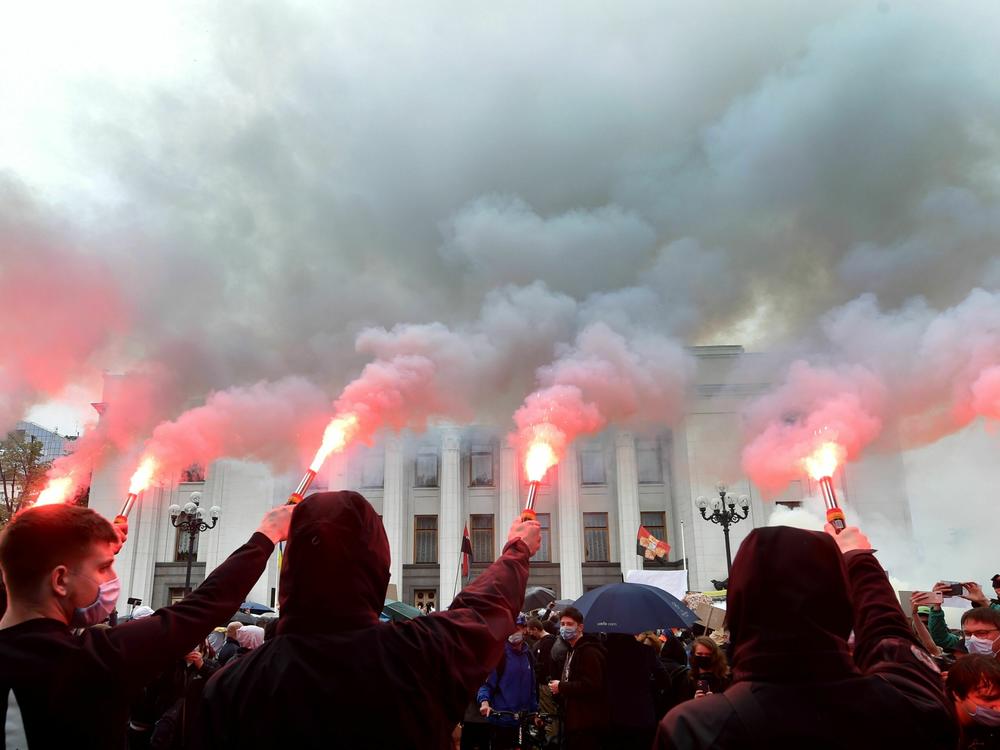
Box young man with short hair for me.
[0,501,291,747]
[548,606,608,750]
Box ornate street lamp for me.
[696,482,751,578]
[168,491,221,596]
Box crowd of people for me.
[0,490,998,748]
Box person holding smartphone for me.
[680,637,730,701]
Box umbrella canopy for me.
[230,611,258,625]
[240,600,274,615]
[523,586,556,611]
[382,599,424,622]
[573,583,699,634]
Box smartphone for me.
[696,679,710,693]
[915,591,944,605]
[940,581,964,597]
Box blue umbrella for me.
[239,600,274,615]
[573,583,699,633]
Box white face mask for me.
[965,635,998,657]
[71,576,121,628]
[508,632,524,645]
[967,702,1000,727]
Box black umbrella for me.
[240,600,274,615]
[573,583,699,634]
[523,586,556,611]
[230,611,258,625]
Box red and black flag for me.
[461,524,473,577]
[637,525,670,565]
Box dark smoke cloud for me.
[2,2,1000,476]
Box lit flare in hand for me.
[803,440,846,533]
[288,413,359,504]
[118,456,158,522]
[522,435,558,521]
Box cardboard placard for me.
[694,601,727,631]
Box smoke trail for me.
[0,194,127,432]
[743,288,1000,495]
[511,322,695,461]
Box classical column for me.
[615,431,643,577]
[383,436,405,594]
[558,443,583,599]
[498,445,519,556]
[439,428,463,606]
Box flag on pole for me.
[461,525,473,577]
[637,525,670,565]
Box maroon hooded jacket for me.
[200,491,530,749]
[655,526,957,749]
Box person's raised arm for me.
[108,504,294,688]
[909,593,943,657]
[824,523,917,665]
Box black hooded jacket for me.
[200,491,530,749]
[655,526,958,749]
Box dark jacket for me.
[558,636,608,732]
[605,634,667,730]
[216,637,240,665]
[477,640,538,728]
[654,526,958,749]
[0,532,274,748]
[201,491,531,749]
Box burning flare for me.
[36,476,73,506]
[287,413,360,505]
[309,414,359,472]
[525,439,557,482]
[129,456,158,495]
[802,440,847,533]
[803,441,845,480]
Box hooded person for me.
[200,490,541,749]
[654,524,958,749]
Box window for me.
[583,512,609,562]
[470,514,494,562]
[174,526,198,562]
[532,513,552,562]
[580,448,606,485]
[414,589,437,612]
[469,446,494,487]
[360,451,384,489]
[641,511,666,543]
[414,515,438,563]
[415,449,439,488]
[180,463,205,483]
[637,442,662,484]
[168,587,187,604]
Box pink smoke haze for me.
[44,368,180,499]
[0,246,125,431]
[511,323,694,464]
[743,289,1000,496]
[138,377,331,481]
[741,362,885,496]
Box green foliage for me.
[0,432,52,526]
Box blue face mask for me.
[967,703,1000,727]
[559,625,578,641]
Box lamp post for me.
[696,482,751,578]
[168,492,221,596]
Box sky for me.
[3,1,1000,583]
